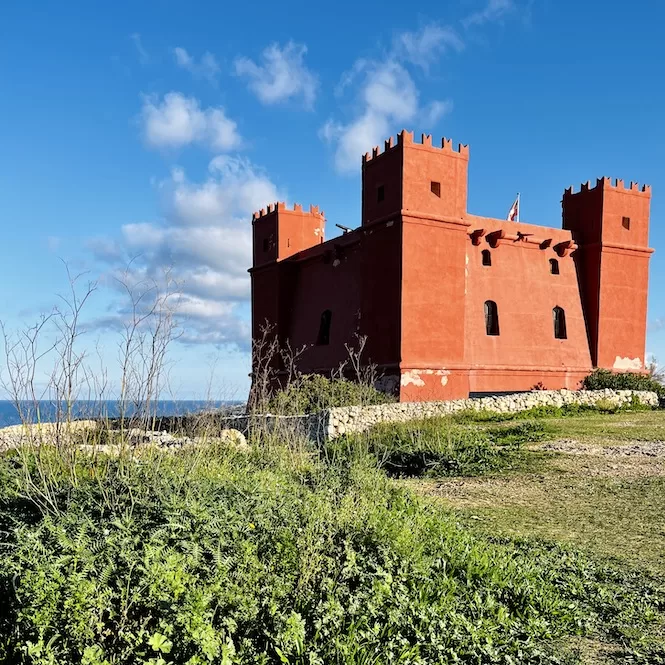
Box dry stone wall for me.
[323,389,658,439]
[217,389,658,442]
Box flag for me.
[507,194,520,222]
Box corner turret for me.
[562,177,653,370]
[252,202,326,268]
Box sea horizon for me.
[0,400,244,428]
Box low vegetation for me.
[582,368,665,399]
[331,418,548,478]
[1,429,665,665]
[330,399,656,480]
[265,373,393,415]
[4,262,665,662]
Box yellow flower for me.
[248,523,255,530]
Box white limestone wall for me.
[324,389,658,439]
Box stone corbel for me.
[554,240,577,257]
[486,229,505,248]
[469,229,486,246]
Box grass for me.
[331,418,550,478]
[538,409,665,444]
[410,409,665,573]
[2,409,665,663]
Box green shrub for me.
[583,368,665,398]
[0,443,664,663]
[333,417,542,478]
[265,373,393,415]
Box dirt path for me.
[539,438,665,458]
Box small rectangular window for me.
[377,185,385,202]
[622,216,631,230]
[431,181,441,197]
[262,238,270,252]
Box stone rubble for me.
[0,422,248,453]
[542,439,665,458]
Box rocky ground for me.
[539,438,665,457]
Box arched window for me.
[484,300,499,336]
[317,310,332,345]
[482,249,492,266]
[553,306,567,339]
[549,258,560,275]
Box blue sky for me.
[1,0,663,399]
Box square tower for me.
[563,178,653,370]
[361,130,469,226]
[361,131,472,399]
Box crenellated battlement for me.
[564,177,651,197]
[252,202,325,221]
[361,129,469,164]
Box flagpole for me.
[517,192,520,223]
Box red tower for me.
[563,179,653,371]
[250,203,325,360]
[362,131,472,398]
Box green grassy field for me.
[409,410,665,572]
[400,409,665,662]
[2,408,665,664]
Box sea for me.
[0,400,243,428]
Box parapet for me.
[362,129,469,165]
[564,177,651,197]
[252,202,326,222]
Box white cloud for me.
[321,57,451,173]
[363,61,418,119]
[322,22,481,173]
[396,25,464,69]
[140,92,241,151]
[130,33,149,64]
[91,156,281,350]
[321,61,417,173]
[234,41,317,108]
[463,0,515,27]
[173,47,220,83]
[421,100,454,127]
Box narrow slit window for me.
[622,216,631,230]
[553,306,567,339]
[377,185,385,202]
[431,181,441,197]
[482,249,492,266]
[484,300,499,336]
[317,310,332,346]
[549,258,560,275]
